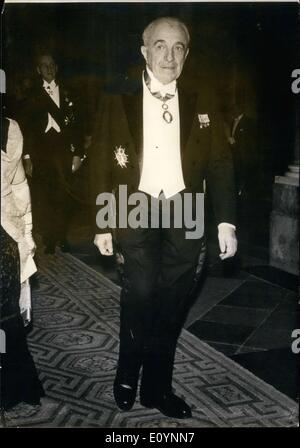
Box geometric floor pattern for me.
[3,251,298,428]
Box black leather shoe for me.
[59,240,71,253]
[113,378,137,411]
[44,244,55,254]
[140,392,192,419]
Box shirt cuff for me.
[218,222,236,231]
[23,154,31,160]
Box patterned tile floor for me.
[187,269,299,401]
[29,198,299,409]
[2,250,298,428]
[184,245,299,400]
[64,219,299,404]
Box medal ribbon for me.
[144,71,175,124]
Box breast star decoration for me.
[198,114,210,129]
[114,146,129,168]
[63,91,75,126]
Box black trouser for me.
[115,195,206,400]
[30,130,74,245]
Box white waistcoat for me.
[138,75,185,199]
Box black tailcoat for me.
[89,77,237,397]
[90,79,236,230]
[22,81,83,244]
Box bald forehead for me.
[37,55,55,66]
[143,19,190,47]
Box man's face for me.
[141,21,189,85]
[37,55,57,83]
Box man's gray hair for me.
[142,17,190,47]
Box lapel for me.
[122,86,143,157]
[178,86,197,155]
[58,84,69,114]
[121,78,197,158]
[58,85,64,110]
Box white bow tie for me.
[149,77,177,97]
[44,82,56,94]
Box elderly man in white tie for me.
[90,17,237,419]
[22,53,83,254]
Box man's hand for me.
[24,158,33,177]
[72,156,82,173]
[94,233,113,256]
[218,224,237,260]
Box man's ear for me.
[184,47,190,61]
[36,66,41,75]
[141,46,148,63]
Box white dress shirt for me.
[138,69,185,199]
[43,80,61,133]
[138,69,236,232]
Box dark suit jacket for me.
[23,81,82,161]
[230,115,257,194]
[89,78,236,233]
